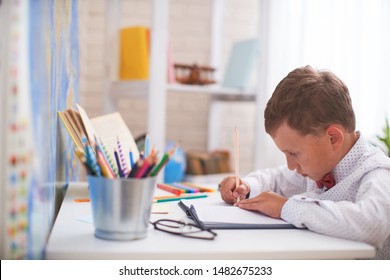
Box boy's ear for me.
[326,125,344,147]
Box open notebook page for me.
[189,194,289,225]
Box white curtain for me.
[255,0,390,168]
[261,0,390,141]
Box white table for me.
[45,182,375,260]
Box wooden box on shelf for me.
[174,63,216,85]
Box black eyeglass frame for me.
[150,219,217,240]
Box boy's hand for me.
[219,175,250,204]
[235,191,288,219]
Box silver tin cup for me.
[88,175,157,241]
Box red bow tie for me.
[316,173,336,189]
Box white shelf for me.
[104,0,262,170]
[109,80,149,97]
[167,83,255,95]
[109,80,256,101]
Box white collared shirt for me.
[243,134,390,259]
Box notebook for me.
[179,195,294,229]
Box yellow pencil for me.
[181,182,216,192]
[96,149,115,178]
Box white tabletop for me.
[45,182,375,260]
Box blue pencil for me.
[144,134,150,157]
[172,182,199,193]
[129,149,135,169]
[85,144,102,177]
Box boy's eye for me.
[282,150,299,157]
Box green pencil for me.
[149,146,176,176]
[153,194,208,203]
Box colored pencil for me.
[94,138,116,178]
[129,149,135,169]
[114,149,124,178]
[117,137,129,177]
[85,144,101,176]
[234,126,240,202]
[74,133,176,179]
[135,159,151,178]
[149,146,176,176]
[153,194,208,203]
[172,182,199,193]
[96,149,115,178]
[181,182,216,192]
[144,133,150,157]
[157,183,185,195]
[100,139,118,177]
[153,193,208,200]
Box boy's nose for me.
[286,157,298,171]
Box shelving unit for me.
[104,0,268,170]
[104,0,169,157]
[107,81,256,101]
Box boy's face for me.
[271,122,337,181]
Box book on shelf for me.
[58,104,140,169]
[222,38,259,89]
[119,26,150,80]
[186,149,232,175]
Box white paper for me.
[190,195,289,225]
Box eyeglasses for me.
[150,219,217,240]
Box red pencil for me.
[135,159,151,178]
[157,183,185,195]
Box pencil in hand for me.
[234,126,240,202]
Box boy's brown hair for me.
[264,65,356,136]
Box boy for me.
[220,66,390,259]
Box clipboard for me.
[178,201,295,230]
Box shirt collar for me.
[332,131,365,183]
